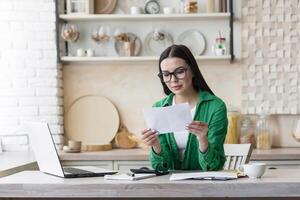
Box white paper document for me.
[143,103,193,133]
[169,171,238,181]
[104,173,156,181]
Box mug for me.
[68,140,82,151]
[243,163,266,179]
[130,6,141,15]
[76,48,84,57]
[86,49,94,57]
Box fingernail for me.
[152,129,156,133]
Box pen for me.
[126,172,135,177]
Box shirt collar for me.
[161,90,215,107]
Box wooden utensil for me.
[127,135,150,150]
[114,124,137,149]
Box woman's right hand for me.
[141,128,161,154]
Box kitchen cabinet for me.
[62,160,113,169]
[113,160,151,171]
[56,1,235,63]
[62,160,150,170]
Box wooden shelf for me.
[59,13,230,21]
[61,55,231,63]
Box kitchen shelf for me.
[61,55,231,63]
[59,13,231,21]
[56,0,235,62]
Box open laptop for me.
[26,122,117,178]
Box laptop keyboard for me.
[63,167,92,174]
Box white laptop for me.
[26,122,117,178]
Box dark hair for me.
[158,44,214,95]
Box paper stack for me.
[170,171,238,181]
[104,173,156,181]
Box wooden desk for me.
[0,152,36,177]
[0,169,300,199]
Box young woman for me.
[141,44,228,171]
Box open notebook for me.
[170,171,238,181]
[104,173,156,181]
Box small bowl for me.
[68,140,82,151]
[243,163,266,179]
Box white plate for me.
[144,31,174,56]
[177,30,206,55]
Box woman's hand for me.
[141,128,161,154]
[186,121,209,152]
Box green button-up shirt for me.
[149,91,228,171]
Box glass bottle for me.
[292,116,300,142]
[224,110,240,144]
[256,114,272,149]
[206,0,215,13]
[213,37,227,56]
[239,116,256,147]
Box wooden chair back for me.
[223,143,252,170]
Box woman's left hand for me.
[186,121,208,139]
[186,121,209,152]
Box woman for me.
[141,44,228,171]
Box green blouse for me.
[149,91,228,171]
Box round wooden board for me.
[94,0,117,14]
[65,95,119,146]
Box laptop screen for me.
[26,122,65,177]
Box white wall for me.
[0,0,63,151]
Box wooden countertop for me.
[58,147,300,161]
[0,152,36,177]
[251,148,300,160]
[0,169,300,199]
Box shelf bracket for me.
[229,0,235,63]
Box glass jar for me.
[184,0,198,13]
[213,37,227,56]
[224,110,240,144]
[240,116,256,147]
[292,117,300,142]
[256,114,272,149]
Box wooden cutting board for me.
[114,124,137,149]
[65,95,119,147]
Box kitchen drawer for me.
[113,161,151,171]
[62,161,113,170]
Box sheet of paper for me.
[104,173,156,181]
[169,171,238,181]
[142,103,192,133]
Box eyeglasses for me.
[158,66,188,83]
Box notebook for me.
[170,171,238,181]
[104,173,156,181]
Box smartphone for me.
[130,167,169,176]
